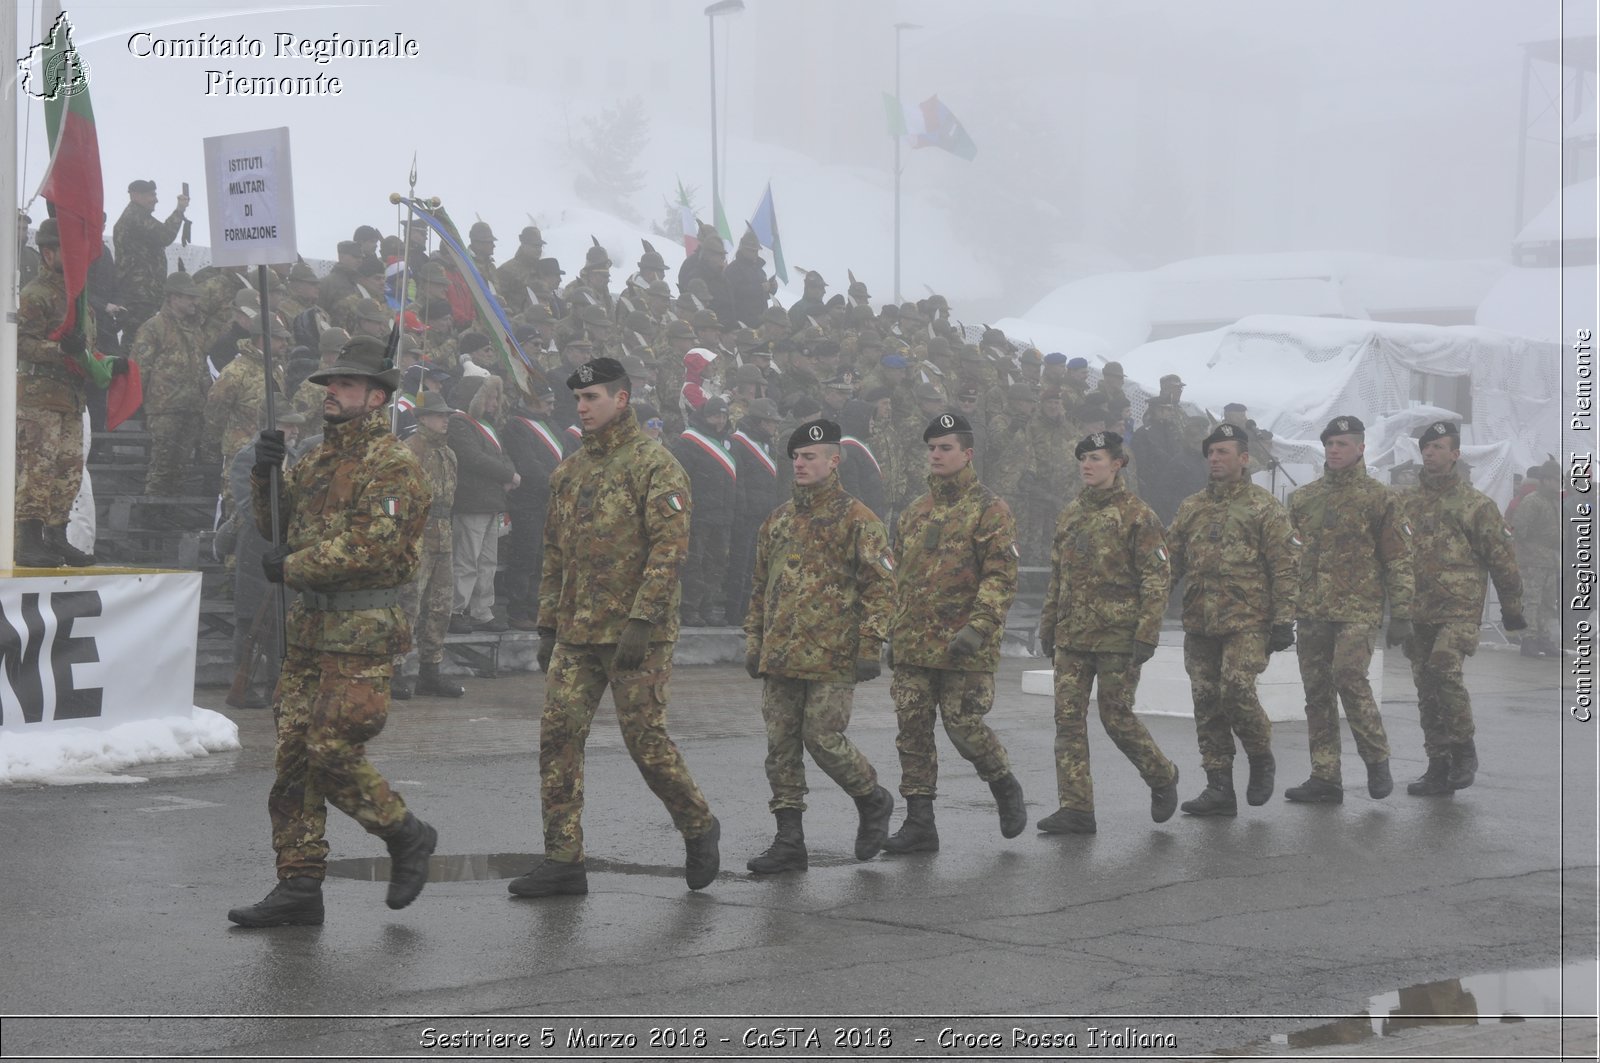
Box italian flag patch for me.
[1009,544,1021,558]
[880,553,896,572]
[1154,545,1169,562]
[381,497,400,517]
[666,493,684,512]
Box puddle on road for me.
[1270,961,1597,1049]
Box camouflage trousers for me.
[760,676,880,812]
[1296,620,1389,781]
[890,665,1011,797]
[1052,649,1176,812]
[269,649,407,880]
[1402,620,1479,758]
[1183,631,1273,772]
[142,412,202,497]
[15,405,83,523]
[540,641,713,863]
[1523,565,1560,641]
[401,543,453,666]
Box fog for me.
[13,0,1595,320]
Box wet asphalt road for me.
[0,648,1593,1060]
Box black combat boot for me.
[1180,768,1237,817]
[1036,807,1097,834]
[989,773,1028,838]
[15,520,63,568]
[1366,759,1393,799]
[382,812,437,909]
[1447,740,1477,790]
[1284,776,1344,803]
[508,858,589,897]
[853,785,895,860]
[415,661,465,698]
[1245,751,1276,806]
[1407,757,1453,796]
[1151,766,1180,823]
[391,673,414,701]
[684,816,721,890]
[746,809,807,874]
[43,524,94,566]
[883,796,939,854]
[227,876,324,927]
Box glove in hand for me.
[947,623,984,658]
[254,429,287,475]
[1501,609,1527,632]
[745,651,762,680]
[536,629,556,673]
[1267,622,1295,654]
[854,657,881,683]
[1132,641,1158,666]
[611,618,652,672]
[59,332,86,357]
[261,544,291,584]
[1385,618,1414,647]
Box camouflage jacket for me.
[746,471,895,681]
[204,341,285,466]
[538,407,689,645]
[890,466,1019,671]
[1288,462,1413,623]
[112,201,184,311]
[252,407,429,656]
[317,263,361,313]
[1041,475,1170,652]
[1396,469,1523,622]
[129,306,209,415]
[1513,485,1561,569]
[1168,477,1299,635]
[405,424,458,555]
[15,268,82,415]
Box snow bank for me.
[0,709,240,786]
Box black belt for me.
[17,360,81,385]
[299,587,403,611]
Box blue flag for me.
[749,182,788,284]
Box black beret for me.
[1320,415,1365,442]
[1074,430,1124,460]
[565,357,627,390]
[924,412,972,441]
[127,179,156,194]
[786,417,842,458]
[1201,421,1250,456]
[1418,420,1459,447]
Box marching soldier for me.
[1395,422,1524,794]
[1166,423,1299,816]
[394,390,466,701]
[1284,416,1413,804]
[883,413,1026,852]
[131,272,209,496]
[743,418,897,874]
[1037,431,1179,833]
[112,178,189,334]
[510,357,720,897]
[228,335,438,927]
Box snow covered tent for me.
[1115,314,1560,508]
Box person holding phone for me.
[112,178,189,336]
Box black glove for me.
[611,618,652,672]
[854,656,881,683]
[745,651,762,680]
[884,642,894,671]
[947,623,984,658]
[1267,622,1295,654]
[253,429,287,476]
[1132,640,1158,666]
[109,355,130,377]
[1502,608,1527,632]
[1039,634,1055,659]
[261,544,291,584]
[536,629,556,673]
[1385,618,1413,647]
[59,331,86,357]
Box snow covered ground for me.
[0,709,239,786]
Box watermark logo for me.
[18,12,91,102]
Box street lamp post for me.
[894,21,921,304]
[706,0,745,236]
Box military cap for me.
[825,376,855,393]
[745,397,781,422]
[732,364,767,386]
[274,409,310,427]
[1066,356,1089,369]
[468,221,495,242]
[621,355,651,377]
[317,326,352,354]
[164,272,200,296]
[861,385,892,404]
[761,307,791,329]
[560,333,595,352]
[578,304,612,328]
[787,394,823,419]
[352,224,382,242]
[700,232,727,256]
[638,240,666,271]
[879,304,900,319]
[683,277,713,299]
[357,301,390,324]
[913,383,945,403]
[583,243,612,271]
[881,353,910,369]
[738,228,761,252]
[1101,360,1126,380]
[1527,461,1559,481]
[924,412,972,441]
[786,417,842,457]
[646,279,673,297]
[1319,414,1365,442]
[307,334,402,390]
[826,294,847,310]
[1074,430,1124,460]
[926,293,949,311]
[519,225,544,246]
[980,327,1007,345]
[692,309,722,330]
[701,395,729,418]
[1019,347,1043,365]
[128,179,156,194]
[1160,373,1185,388]
[1043,352,1068,366]
[803,270,826,289]
[535,256,564,277]
[231,288,261,318]
[746,344,775,359]
[1418,420,1459,446]
[287,261,319,284]
[414,390,457,416]
[958,383,982,401]
[564,356,629,391]
[522,303,556,324]
[624,310,655,334]
[665,319,697,340]
[728,327,759,348]
[336,240,360,257]
[528,379,555,400]
[1223,401,1247,413]
[1201,422,1249,455]
[459,331,492,354]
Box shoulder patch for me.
[666,493,685,512]
[1009,543,1021,558]
[1400,520,1413,537]
[878,552,896,574]
[381,497,400,517]
[1290,534,1303,547]
[1154,545,1169,562]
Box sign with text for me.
[202,126,296,267]
[0,570,201,731]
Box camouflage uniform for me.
[1395,468,1523,758]
[400,422,457,668]
[537,407,714,863]
[130,299,209,495]
[1288,463,1413,782]
[889,466,1019,797]
[204,340,286,478]
[1168,477,1298,772]
[112,199,185,331]
[14,266,85,524]
[1513,481,1561,646]
[1039,474,1176,812]
[1019,412,1079,563]
[250,407,429,880]
[746,470,894,811]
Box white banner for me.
[0,570,201,732]
[202,126,297,267]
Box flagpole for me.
[258,263,286,656]
[1,7,18,570]
[388,154,418,433]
